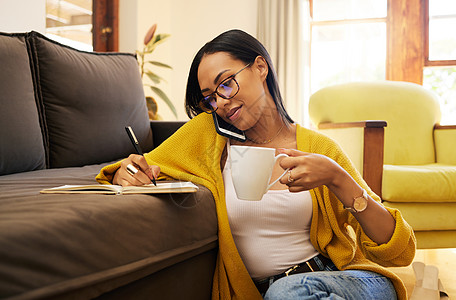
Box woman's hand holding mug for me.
[278,148,345,192]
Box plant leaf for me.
[145,33,171,53]
[145,61,173,69]
[151,33,170,45]
[144,69,168,83]
[144,71,163,84]
[145,85,177,118]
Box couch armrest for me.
[150,120,187,148]
[434,124,456,165]
[318,121,387,197]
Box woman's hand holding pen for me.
[113,154,161,186]
[120,126,159,186]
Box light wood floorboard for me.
[389,248,455,299]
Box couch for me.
[309,81,456,249]
[0,31,217,299]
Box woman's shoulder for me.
[168,113,218,141]
[296,124,341,154]
[152,113,219,151]
[182,112,214,129]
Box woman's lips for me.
[227,105,242,121]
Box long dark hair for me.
[185,29,294,125]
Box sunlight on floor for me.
[389,248,455,299]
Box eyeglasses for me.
[198,62,251,114]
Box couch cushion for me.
[383,201,456,231]
[412,231,456,249]
[382,163,456,202]
[28,31,153,168]
[0,32,46,175]
[0,166,217,299]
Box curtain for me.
[257,0,311,125]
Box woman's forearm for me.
[327,168,395,245]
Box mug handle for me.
[266,153,289,191]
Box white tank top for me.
[223,145,318,280]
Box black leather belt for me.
[254,253,333,294]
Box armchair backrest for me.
[309,81,441,165]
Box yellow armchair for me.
[309,81,456,249]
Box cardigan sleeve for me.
[306,128,416,267]
[96,161,122,184]
[354,207,416,267]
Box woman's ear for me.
[254,56,268,81]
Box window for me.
[309,0,387,94]
[427,0,456,61]
[45,0,118,52]
[46,0,93,51]
[423,0,456,124]
[308,0,456,124]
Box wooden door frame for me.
[93,0,119,52]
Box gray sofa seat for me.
[0,165,217,299]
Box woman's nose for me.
[215,94,232,109]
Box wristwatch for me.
[344,189,368,213]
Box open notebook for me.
[40,181,199,195]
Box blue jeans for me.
[264,270,397,300]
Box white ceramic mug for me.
[230,145,289,201]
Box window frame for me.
[310,0,456,84]
[45,0,118,52]
[308,0,456,124]
[424,0,456,67]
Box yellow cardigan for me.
[96,113,416,300]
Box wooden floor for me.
[389,248,455,299]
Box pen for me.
[125,126,157,186]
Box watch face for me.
[354,197,368,212]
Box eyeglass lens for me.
[201,77,238,112]
[199,62,251,113]
[218,78,236,98]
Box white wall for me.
[120,0,259,120]
[0,0,46,32]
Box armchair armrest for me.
[150,120,187,148]
[434,124,456,165]
[317,121,387,197]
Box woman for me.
[97,29,415,299]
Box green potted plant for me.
[137,24,177,120]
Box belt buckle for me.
[284,264,300,276]
[305,260,315,272]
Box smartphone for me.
[212,113,246,142]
